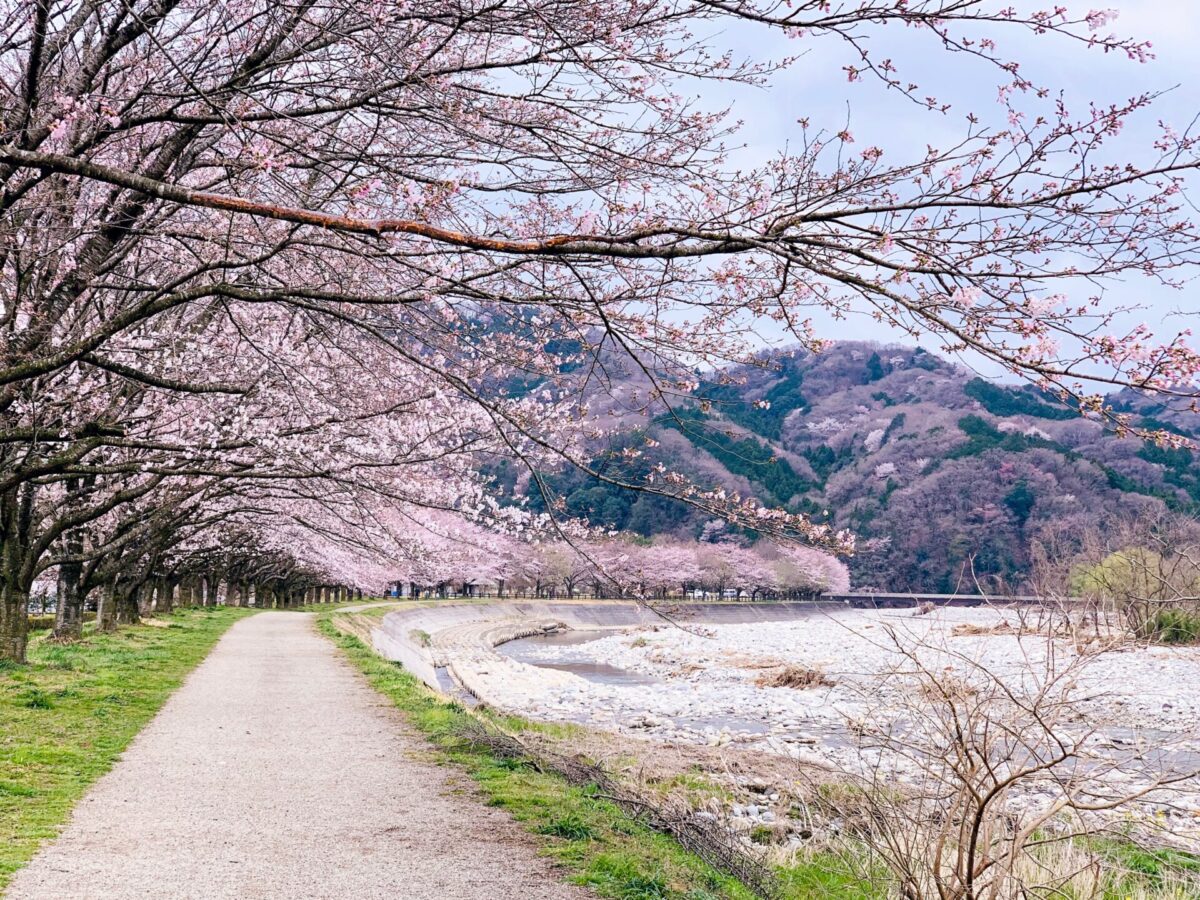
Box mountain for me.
[508,342,1200,593]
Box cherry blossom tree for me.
[3,0,1200,661]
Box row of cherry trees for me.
[37,528,364,634]
[1,1,1199,661]
[392,532,851,601]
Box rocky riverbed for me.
[505,608,1196,745]
[497,605,1200,842]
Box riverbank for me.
[356,601,1200,897]
[319,615,785,899]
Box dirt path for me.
[5,613,588,900]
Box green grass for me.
[0,607,254,890]
[290,596,392,612]
[1089,838,1200,897]
[317,616,761,900]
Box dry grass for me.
[950,620,1014,637]
[328,611,381,644]
[755,665,835,690]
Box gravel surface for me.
[507,607,1200,750]
[5,613,588,900]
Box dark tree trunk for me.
[53,556,84,640]
[117,583,142,625]
[156,577,174,615]
[0,580,28,663]
[0,484,34,663]
[52,477,86,640]
[96,582,118,633]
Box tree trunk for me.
[0,581,28,663]
[155,576,174,615]
[117,584,142,625]
[53,558,85,640]
[53,568,81,638]
[0,484,34,663]
[96,582,118,633]
[52,476,87,641]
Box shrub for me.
[1147,608,1200,645]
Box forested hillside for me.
[507,343,1200,593]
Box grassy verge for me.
[292,597,398,613]
[0,607,254,890]
[318,616,761,900]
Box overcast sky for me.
[707,1,1200,379]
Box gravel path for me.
[5,613,589,900]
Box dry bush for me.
[755,665,834,690]
[822,627,1198,900]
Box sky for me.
[701,1,1200,382]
